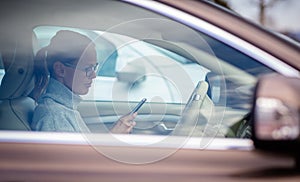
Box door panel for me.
[0,140,295,182]
[78,101,184,134]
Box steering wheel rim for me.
[172,81,209,136]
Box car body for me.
[0,0,299,181]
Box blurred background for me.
[211,0,300,42]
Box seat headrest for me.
[0,53,34,99]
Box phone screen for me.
[130,98,147,114]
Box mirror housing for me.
[252,73,300,161]
[116,62,146,84]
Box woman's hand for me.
[110,112,137,134]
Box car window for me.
[33,21,275,138]
[0,0,281,140]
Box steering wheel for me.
[172,81,211,136]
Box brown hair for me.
[32,30,95,101]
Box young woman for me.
[31,30,136,133]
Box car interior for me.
[0,26,259,138]
[0,0,276,138]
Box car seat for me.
[0,50,35,131]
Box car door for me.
[0,0,299,181]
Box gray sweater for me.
[31,78,90,133]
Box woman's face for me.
[63,46,98,95]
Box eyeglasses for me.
[62,62,99,78]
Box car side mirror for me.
[252,73,300,167]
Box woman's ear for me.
[53,61,65,78]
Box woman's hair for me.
[33,30,95,101]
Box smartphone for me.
[130,98,147,114]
